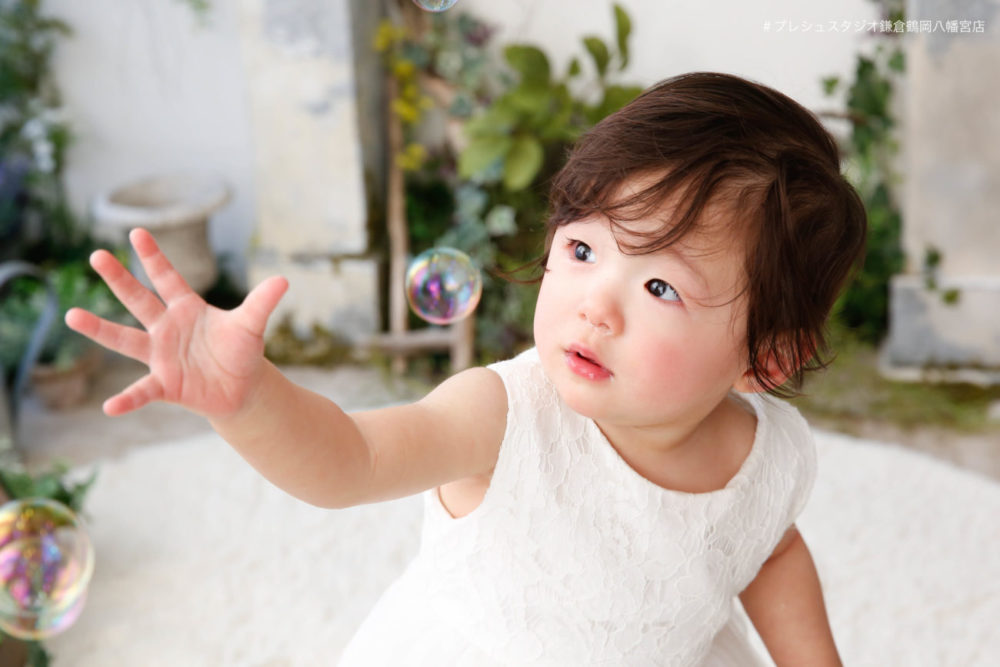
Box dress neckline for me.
[583,391,769,500]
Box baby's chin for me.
[545,371,615,422]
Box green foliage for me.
[0,462,96,515]
[796,322,1000,432]
[825,35,906,343]
[383,3,643,361]
[0,259,129,377]
[0,0,82,264]
[175,0,211,19]
[921,245,961,306]
[457,4,641,192]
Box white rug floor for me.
[45,429,1000,666]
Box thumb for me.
[238,275,289,335]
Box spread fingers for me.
[65,308,151,364]
[129,228,195,305]
[89,248,165,329]
[102,374,164,417]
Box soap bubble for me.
[0,498,94,639]
[405,247,482,325]
[412,0,459,12]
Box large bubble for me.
[412,0,459,11]
[405,247,483,325]
[0,498,94,639]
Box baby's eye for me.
[571,240,595,263]
[646,278,681,302]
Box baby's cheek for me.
[635,347,683,386]
[636,346,704,402]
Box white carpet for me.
[45,429,1000,666]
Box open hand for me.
[65,228,288,418]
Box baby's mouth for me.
[565,345,612,379]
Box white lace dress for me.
[338,348,816,666]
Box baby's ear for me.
[733,340,812,394]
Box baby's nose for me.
[578,289,623,335]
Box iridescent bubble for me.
[0,498,94,640]
[412,0,459,12]
[405,247,483,325]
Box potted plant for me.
[0,259,127,410]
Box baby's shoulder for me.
[486,347,554,402]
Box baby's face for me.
[532,207,755,436]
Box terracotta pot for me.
[29,349,103,411]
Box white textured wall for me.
[47,0,879,288]
[48,0,255,282]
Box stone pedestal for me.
[238,0,378,342]
[883,0,1000,383]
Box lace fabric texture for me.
[339,348,815,666]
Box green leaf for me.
[458,134,513,179]
[507,83,551,116]
[504,45,550,88]
[583,36,611,78]
[888,48,905,73]
[566,57,582,78]
[613,4,631,70]
[464,102,519,138]
[503,135,544,191]
[602,84,642,113]
[821,76,840,96]
[0,470,35,499]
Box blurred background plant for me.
[821,0,906,344]
[0,0,91,265]
[377,2,643,361]
[801,2,1000,431]
[0,0,128,389]
[0,259,127,380]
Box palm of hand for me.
[147,296,264,417]
[66,229,288,418]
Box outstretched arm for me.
[739,526,842,666]
[66,229,506,509]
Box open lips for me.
[565,345,612,380]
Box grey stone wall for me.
[239,0,379,341]
[884,0,1000,381]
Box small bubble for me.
[405,247,482,325]
[0,499,93,639]
[412,0,459,12]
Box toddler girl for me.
[67,71,866,665]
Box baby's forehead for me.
[609,170,747,236]
[605,196,746,260]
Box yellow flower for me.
[402,83,420,101]
[396,143,428,171]
[373,21,394,52]
[392,98,419,124]
[373,21,408,52]
[393,60,416,79]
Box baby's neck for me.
[596,393,758,494]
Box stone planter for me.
[92,172,230,294]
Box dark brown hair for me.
[544,71,867,397]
